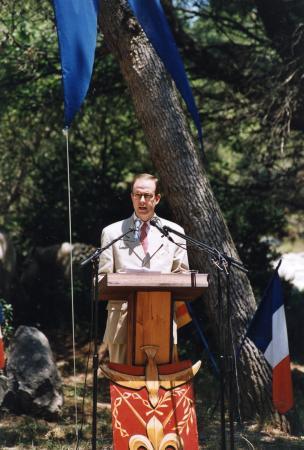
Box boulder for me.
[0,374,8,406]
[3,326,63,419]
[20,242,95,326]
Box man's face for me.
[131,178,161,221]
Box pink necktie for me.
[140,222,149,254]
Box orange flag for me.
[175,301,192,329]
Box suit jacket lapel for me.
[148,225,165,259]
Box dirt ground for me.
[0,332,303,449]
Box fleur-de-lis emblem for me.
[129,415,183,450]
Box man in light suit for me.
[99,173,188,363]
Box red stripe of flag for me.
[273,355,293,414]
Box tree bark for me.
[99,0,285,424]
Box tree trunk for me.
[99,0,286,425]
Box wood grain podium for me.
[99,272,208,365]
[99,272,208,449]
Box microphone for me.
[133,219,141,240]
[150,217,169,236]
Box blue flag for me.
[128,0,203,146]
[52,0,99,127]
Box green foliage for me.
[0,0,302,302]
[0,0,151,257]
[174,0,303,293]
[0,298,14,344]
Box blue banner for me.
[128,0,203,146]
[52,0,99,127]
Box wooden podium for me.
[99,272,208,449]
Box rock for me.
[0,374,8,406]
[3,326,63,419]
[20,242,95,326]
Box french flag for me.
[246,263,293,414]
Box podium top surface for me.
[99,272,209,301]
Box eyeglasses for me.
[132,193,155,200]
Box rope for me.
[75,276,95,450]
[63,127,79,439]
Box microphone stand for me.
[160,223,247,274]
[152,221,247,449]
[81,227,135,450]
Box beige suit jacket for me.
[99,215,189,344]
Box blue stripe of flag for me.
[127,0,203,147]
[246,269,283,354]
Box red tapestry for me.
[108,361,199,450]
